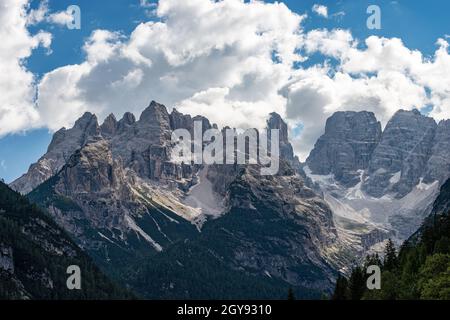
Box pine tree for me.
[434,236,450,254]
[287,287,295,300]
[383,239,398,271]
[348,266,366,300]
[332,274,349,300]
[364,253,382,269]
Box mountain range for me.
[3,101,450,299]
[305,109,450,262]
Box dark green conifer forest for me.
[0,181,131,299]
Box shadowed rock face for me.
[169,108,193,132]
[363,109,437,198]
[131,162,339,299]
[307,109,450,199]
[0,181,130,300]
[10,101,189,194]
[17,100,340,298]
[424,120,450,184]
[303,109,450,260]
[10,112,101,194]
[306,111,382,187]
[100,114,118,138]
[267,112,297,165]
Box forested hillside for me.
[0,181,131,299]
[332,179,450,300]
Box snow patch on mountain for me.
[125,215,163,252]
[389,171,401,185]
[304,165,440,249]
[183,167,225,227]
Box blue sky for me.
[1,0,449,183]
[24,0,450,78]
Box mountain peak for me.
[169,108,194,131]
[267,112,288,143]
[74,112,98,127]
[104,113,117,122]
[100,113,118,137]
[119,112,136,124]
[139,101,169,123]
[393,108,427,119]
[306,110,382,186]
[363,108,438,198]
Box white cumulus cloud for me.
[1,0,450,164]
[27,0,74,26]
[286,31,450,159]
[36,0,306,131]
[0,0,52,136]
[312,4,328,18]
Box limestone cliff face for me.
[306,111,381,187]
[169,108,194,132]
[33,138,133,242]
[223,162,338,290]
[18,100,340,296]
[11,112,100,194]
[304,109,450,261]
[267,112,297,165]
[57,139,127,194]
[424,120,450,184]
[134,161,339,298]
[307,109,450,199]
[12,101,196,194]
[109,101,173,179]
[363,109,437,198]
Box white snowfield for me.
[304,166,440,254]
[182,167,226,227]
[129,166,225,231]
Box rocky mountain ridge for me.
[10,101,448,297]
[18,100,341,297]
[307,109,450,199]
[305,109,450,255]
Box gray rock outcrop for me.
[10,112,100,194]
[424,119,450,184]
[363,109,437,198]
[306,111,381,187]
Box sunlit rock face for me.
[10,112,101,194]
[305,108,450,264]
[363,109,437,198]
[424,119,450,184]
[306,111,382,187]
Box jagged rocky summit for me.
[16,100,340,298]
[305,108,450,256]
